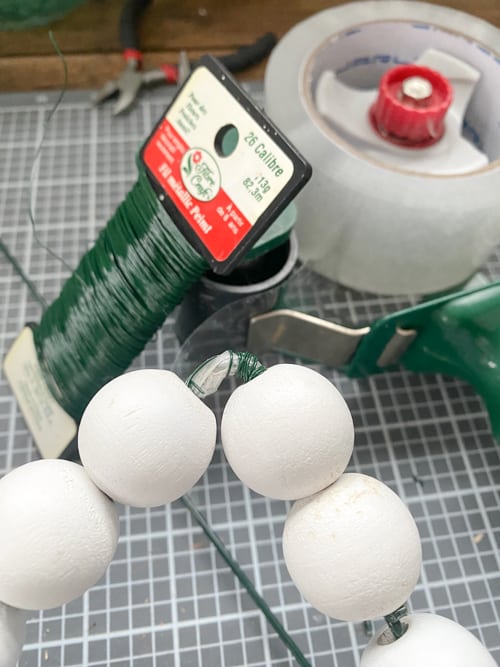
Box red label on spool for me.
[140,56,311,275]
[143,118,252,262]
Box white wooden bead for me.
[79,369,216,507]
[221,364,354,500]
[0,602,28,667]
[283,473,422,621]
[0,460,119,611]
[361,613,497,667]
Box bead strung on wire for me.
[0,355,495,667]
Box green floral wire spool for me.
[31,162,296,421]
[33,163,208,421]
[0,0,86,29]
[19,51,305,425]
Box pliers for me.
[93,0,277,115]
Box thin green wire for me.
[186,350,265,397]
[28,31,79,277]
[0,30,68,311]
[184,352,311,666]
[236,350,266,382]
[33,165,207,420]
[181,494,312,667]
[0,238,47,309]
[384,604,409,639]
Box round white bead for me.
[0,602,28,667]
[283,473,422,621]
[79,369,216,507]
[0,460,119,610]
[361,613,497,667]
[221,364,354,500]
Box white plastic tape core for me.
[302,19,499,170]
[265,1,500,295]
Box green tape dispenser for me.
[248,280,500,439]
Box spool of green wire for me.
[0,0,86,29]
[33,163,207,421]
[25,54,309,425]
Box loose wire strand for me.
[180,494,312,667]
[0,238,48,309]
[0,31,69,311]
[187,350,265,398]
[28,30,78,277]
[185,352,311,666]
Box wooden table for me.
[1,0,499,92]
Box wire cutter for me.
[93,0,277,115]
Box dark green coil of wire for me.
[33,164,207,421]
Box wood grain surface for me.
[0,0,499,92]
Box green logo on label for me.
[180,148,221,202]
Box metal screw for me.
[401,76,433,104]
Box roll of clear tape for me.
[264,1,500,295]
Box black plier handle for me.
[94,21,277,115]
[119,0,152,67]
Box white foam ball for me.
[221,364,354,499]
[0,602,28,667]
[283,473,422,621]
[0,460,119,610]
[79,369,216,507]
[361,613,497,667]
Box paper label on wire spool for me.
[140,55,311,274]
[3,327,77,459]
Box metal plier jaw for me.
[93,53,180,116]
[93,57,142,116]
[93,23,276,115]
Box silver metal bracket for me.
[376,327,418,368]
[247,309,418,369]
[247,309,370,367]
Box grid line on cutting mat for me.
[0,86,499,667]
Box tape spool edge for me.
[263,1,500,294]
